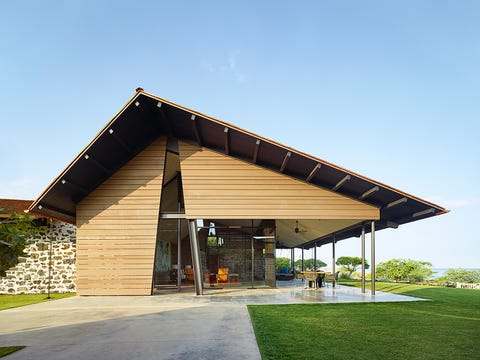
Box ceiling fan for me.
[294,221,308,234]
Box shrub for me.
[376,258,433,283]
[437,268,480,286]
[276,257,291,270]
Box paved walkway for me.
[0,285,423,360]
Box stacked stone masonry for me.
[0,220,76,295]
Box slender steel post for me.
[188,220,203,296]
[361,223,366,294]
[291,248,294,270]
[314,242,317,269]
[332,235,336,287]
[272,225,277,288]
[47,238,52,299]
[301,246,304,271]
[177,205,182,291]
[371,221,376,295]
[250,236,255,288]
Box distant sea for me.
[430,268,480,279]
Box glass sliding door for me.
[153,218,191,292]
[196,219,271,288]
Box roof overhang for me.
[30,89,448,242]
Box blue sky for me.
[1,1,478,268]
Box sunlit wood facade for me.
[75,138,379,295]
[179,142,379,220]
[76,138,166,295]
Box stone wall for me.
[0,220,76,294]
[204,233,266,283]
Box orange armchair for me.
[184,268,194,282]
[216,268,229,284]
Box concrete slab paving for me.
[0,284,424,360]
[0,296,260,360]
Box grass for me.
[0,293,75,311]
[248,282,480,360]
[0,346,25,358]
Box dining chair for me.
[304,272,318,289]
[325,271,340,287]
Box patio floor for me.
[158,280,426,304]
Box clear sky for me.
[1,1,478,268]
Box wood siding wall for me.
[179,142,379,220]
[76,138,166,295]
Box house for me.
[29,88,447,296]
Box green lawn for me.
[248,282,480,360]
[0,293,76,311]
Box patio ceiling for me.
[276,219,364,248]
[30,89,448,247]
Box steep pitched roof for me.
[30,88,448,244]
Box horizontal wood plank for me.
[76,137,165,295]
[179,142,379,220]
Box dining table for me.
[300,271,330,288]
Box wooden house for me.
[30,89,447,295]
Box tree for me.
[0,212,41,276]
[294,258,327,271]
[376,258,433,283]
[336,256,369,278]
[276,257,291,270]
[437,268,480,286]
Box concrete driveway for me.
[0,294,261,360]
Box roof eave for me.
[29,89,145,219]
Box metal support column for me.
[301,246,304,271]
[188,220,203,296]
[332,235,336,287]
[291,248,295,270]
[250,236,255,288]
[371,221,376,296]
[314,242,317,269]
[177,214,182,291]
[47,237,52,299]
[361,223,366,294]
